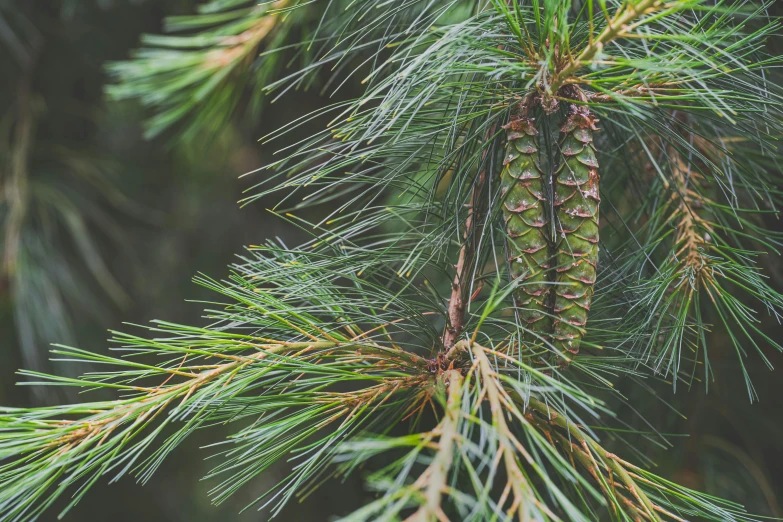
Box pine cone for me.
[552,105,600,364]
[501,115,551,350]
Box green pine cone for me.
[501,115,551,348]
[553,106,600,362]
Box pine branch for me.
[0,329,429,520]
[548,0,665,95]
[619,114,783,394]
[408,370,463,522]
[3,0,783,519]
[471,340,546,520]
[526,397,662,521]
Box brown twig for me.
[668,145,715,291]
[440,125,497,350]
[441,95,543,351]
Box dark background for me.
[1,1,782,520]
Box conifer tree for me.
[1,1,141,385]
[1,0,782,520]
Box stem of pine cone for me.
[441,96,541,352]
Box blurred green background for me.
[1,1,782,520]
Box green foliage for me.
[1,0,783,521]
[107,0,305,140]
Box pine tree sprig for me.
[3,0,783,519]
